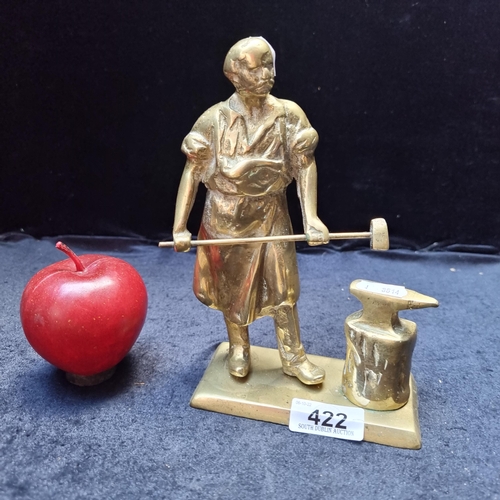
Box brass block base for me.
[191,342,421,449]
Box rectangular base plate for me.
[190,342,421,449]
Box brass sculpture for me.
[342,279,439,410]
[172,37,330,385]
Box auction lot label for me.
[289,398,364,441]
[355,280,407,298]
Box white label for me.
[356,280,407,298]
[289,398,364,441]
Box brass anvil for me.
[342,279,439,411]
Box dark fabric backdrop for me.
[1,1,499,246]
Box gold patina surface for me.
[191,343,421,450]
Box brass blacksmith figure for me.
[173,37,329,385]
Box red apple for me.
[20,242,148,384]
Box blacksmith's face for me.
[235,44,275,96]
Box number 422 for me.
[308,409,347,429]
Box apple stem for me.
[55,241,86,272]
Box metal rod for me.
[158,231,372,248]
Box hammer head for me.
[370,218,390,251]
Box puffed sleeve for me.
[181,132,211,161]
[180,105,218,183]
[282,100,319,177]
